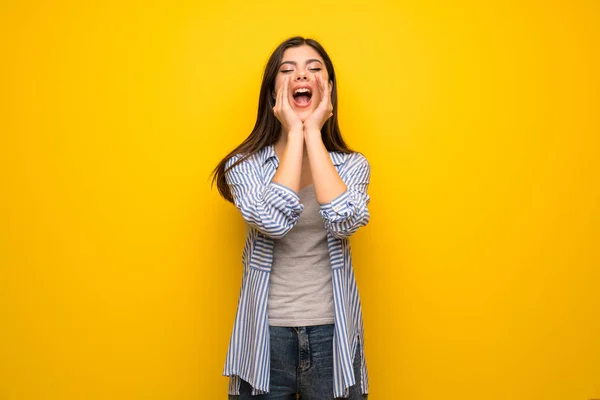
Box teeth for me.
[294,87,311,95]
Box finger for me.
[273,84,280,111]
[316,73,324,98]
[282,75,291,109]
[276,78,284,112]
[320,75,329,107]
[286,75,294,109]
[319,78,329,108]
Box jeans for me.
[229,324,367,400]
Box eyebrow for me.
[279,59,323,67]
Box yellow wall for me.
[1,0,598,399]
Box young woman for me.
[211,36,371,399]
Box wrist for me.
[286,126,305,138]
[303,126,321,138]
[285,130,304,149]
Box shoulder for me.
[333,152,370,186]
[338,151,370,171]
[351,151,369,165]
[225,147,270,171]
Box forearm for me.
[225,151,304,239]
[304,128,347,204]
[272,129,304,193]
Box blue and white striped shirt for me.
[222,143,371,398]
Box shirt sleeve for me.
[319,153,371,239]
[225,154,304,239]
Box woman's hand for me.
[303,73,334,132]
[273,75,303,133]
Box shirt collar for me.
[263,143,346,167]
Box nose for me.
[294,70,309,81]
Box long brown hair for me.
[210,36,354,204]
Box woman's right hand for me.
[273,75,303,133]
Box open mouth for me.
[292,87,312,108]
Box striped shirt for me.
[222,143,371,398]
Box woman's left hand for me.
[303,73,333,133]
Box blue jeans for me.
[229,324,367,400]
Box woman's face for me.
[273,44,333,123]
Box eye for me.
[280,70,293,73]
[309,68,322,72]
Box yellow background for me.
[1,0,599,399]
